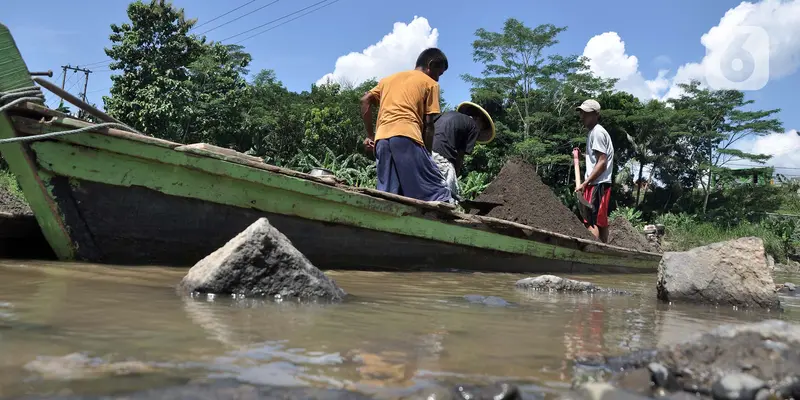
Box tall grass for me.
[656,212,797,262]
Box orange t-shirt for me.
[369,70,441,146]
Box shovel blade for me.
[574,192,594,221]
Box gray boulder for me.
[515,275,631,295]
[573,320,800,398]
[178,218,346,302]
[656,237,780,310]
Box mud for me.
[608,217,657,253]
[475,159,597,241]
[0,185,31,215]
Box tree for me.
[102,0,205,140]
[461,18,615,187]
[668,80,783,214]
[239,69,305,163]
[184,43,252,146]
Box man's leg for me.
[582,185,602,241]
[386,137,451,202]
[375,139,402,195]
[431,152,460,201]
[595,184,612,243]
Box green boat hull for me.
[0,24,661,273]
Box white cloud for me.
[583,0,800,101]
[582,32,669,100]
[315,16,439,87]
[734,130,800,176]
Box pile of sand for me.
[0,186,31,215]
[474,159,597,241]
[607,216,658,253]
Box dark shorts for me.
[375,136,452,202]
[582,183,611,228]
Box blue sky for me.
[4,0,800,174]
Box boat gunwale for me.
[6,102,663,262]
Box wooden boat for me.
[0,24,661,273]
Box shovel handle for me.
[572,147,582,190]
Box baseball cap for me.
[576,99,601,113]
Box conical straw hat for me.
[456,101,496,144]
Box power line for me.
[221,0,336,42]
[71,2,279,70]
[191,0,258,31]
[199,0,281,35]
[231,0,341,44]
[727,163,800,170]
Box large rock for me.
[656,237,780,310]
[515,275,631,295]
[178,218,346,301]
[573,320,800,399]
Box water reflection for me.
[0,260,797,398]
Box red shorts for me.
[582,183,611,228]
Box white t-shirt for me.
[584,124,614,185]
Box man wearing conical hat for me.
[430,101,496,200]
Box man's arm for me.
[584,151,607,185]
[422,84,442,153]
[361,91,378,140]
[455,118,480,176]
[423,115,436,153]
[454,152,464,176]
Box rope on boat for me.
[0,86,138,145]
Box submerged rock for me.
[23,353,157,381]
[178,217,346,302]
[463,294,513,307]
[404,382,524,400]
[774,260,800,274]
[776,282,797,296]
[710,373,767,400]
[15,378,375,400]
[656,237,780,310]
[573,320,800,399]
[515,275,631,295]
[572,382,650,400]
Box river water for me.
[0,260,798,399]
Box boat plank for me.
[9,108,181,149]
[0,24,32,92]
[0,24,79,259]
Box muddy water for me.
[0,260,798,399]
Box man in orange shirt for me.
[360,48,452,203]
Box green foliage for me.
[103,0,206,140]
[656,212,795,262]
[458,172,491,201]
[0,169,25,202]
[610,206,643,227]
[288,147,376,188]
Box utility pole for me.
[59,64,92,116]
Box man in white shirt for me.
[575,99,614,243]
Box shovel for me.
[459,199,504,216]
[572,148,595,222]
